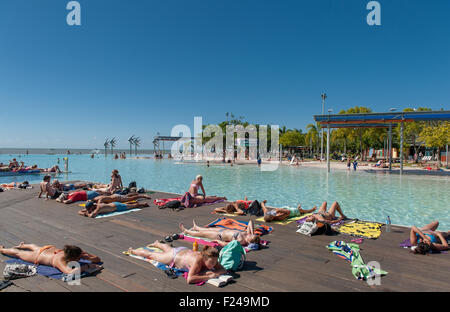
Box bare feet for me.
[179,223,187,233]
[148,240,160,248]
[127,247,135,255]
[192,220,199,230]
[13,242,25,249]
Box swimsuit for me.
[68,191,88,202]
[169,247,188,268]
[286,207,301,217]
[113,202,128,212]
[34,245,63,267]
[86,191,99,200]
[416,233,438,244]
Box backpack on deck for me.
[3,263,37,280]
[218,240,246,271]
[296,221,318,236]
[128,181,137,189]
[247,200,263,216]
[161,200,182,209]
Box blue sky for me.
[0,0,449,149]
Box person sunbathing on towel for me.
[0,243,102,275]
[52,180,90,192]
[78,201,149,218]
[303,201,347,224]
[57,189,109,204]
[94,193,151,204]
[410,221,449,255]
[179,220,260,247]
[127,243,227,284]
[262,200,316,222]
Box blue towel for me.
[5,258,100,280]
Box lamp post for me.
[321,93,327,162]
[388,108,396,171]
[327,108,333,173]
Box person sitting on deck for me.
[303,201,347,224]
[0,243,102,275]
[410,221,450,255]
[78,201,150,218]
[262,200,316,222]
[127,242,226,284]
[109,169,123,193]
[188,175,206,200]
[179,220,260,247]
[38,175,63,199]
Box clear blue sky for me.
[0,0,449,149]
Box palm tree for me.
[305,123,320,156]
[226,112,229,124]
[133,137,141,155]
[128,135,135,155]
[103,139,110,157]
[109,137,117,155]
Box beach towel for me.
[5,258,101,281]
[181,234,269,252]
[296,215,345,227]
[206,217,273,236]
[78,200,137,207]
[95,208,141,219]
[326,241,388,281]
[335,220,383,239]
[257,213,312,225]
[123,246,188,277]
[154,195,225,208]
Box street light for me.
[320,93,327,162]
[326,108,332,172]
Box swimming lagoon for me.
[1,154,449,229]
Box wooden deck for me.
[0,184,449,292]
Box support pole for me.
[400,121,404,174]
[446,144,449,168]
[327,125,330,173]
[388,123,392,171]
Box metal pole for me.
[327,125,330,172]
[400,121,404,174]
[388,123,392,171]
[320,94,326,162]
[446,144,449,168]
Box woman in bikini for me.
[410,221,450,254]
[213,197,252,215]
[127,242,227,284]
[179,220,260,247]
[304,201,347,224]
[0,243,102,274]
[189,175,206,200]
[262,200,317,222]
[78,201,150,218]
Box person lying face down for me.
[179,220,261,248]
[0,243,102,275]
[410,221,450,255]
[78,200,150,218]
[127,242,227,284]
[261,200,317,222]
[57,189,110,204]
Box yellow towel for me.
[337,221,383,239]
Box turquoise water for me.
[1,154,449,229]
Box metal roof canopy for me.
[314,110,450,127]
[312,110,450,173]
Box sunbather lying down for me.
[213,196,252,215]
[127,242,227,284]
[262,200,316,222]
[410,221,450,255]
[179,220,260,248]
[78,201,150,218]
[0,243,102,275]
[304,201,347,224]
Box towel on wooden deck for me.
[79,200,137,207]
[5,258,101,280]
[181,234,269,252]
[335,220,383,239]
[154,197,182,206]
[256,213,313,225]
[123,246,188,277]
[154,195,225,208]
[95,208,141,219]
[296,215,345,227]
[326,240,388,280]
[206,217,273,236]
[211,211,243,217]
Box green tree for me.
[280,130,305,154]
[419,121,449,165]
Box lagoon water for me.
[1,153,449,229]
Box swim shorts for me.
[286,207,301,217]
[114,202,128,212]
[68,191,88,202]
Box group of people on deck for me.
[2,169,448,284]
